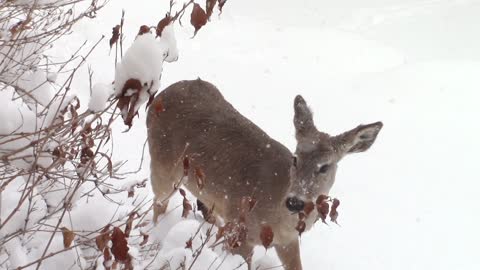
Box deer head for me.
[285,95,383,212]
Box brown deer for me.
[147,79,382,270]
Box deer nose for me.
[285,196,305,212]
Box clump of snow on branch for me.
[114,24,178,129]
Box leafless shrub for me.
[2,1,335,269]
[0,0,233,269]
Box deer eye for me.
[315,164,330,175]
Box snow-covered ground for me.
[11,0,479,269]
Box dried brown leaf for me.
[259,224,274,249]
[295,220,306,236]
[185,237,193,249]
[111,227,129,262]
[61,227,75,248]
[137,25,151,36]
[217,0,227,14]
[116,78,142,129]
[317,201,330,224]
[103,248,112,270]
[156,15,172,37]
[190,3,208,36]
[316,194,329,205]
[330,198,340,224]
[206,0,216,19]
[197,199,215,223]
[182,197,192,218]
[96,225,111,251]
[125,213,135,238]
[183,156,190,176]
[110,25,120,48]
[194,167,206,190]
[303,201,315,216]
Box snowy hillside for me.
[2,0,479,269]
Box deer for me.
[146,79,383,270]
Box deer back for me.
[147,79,293,222]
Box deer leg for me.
[151,168,181,224]
[152,196,169,224]
[275,240,302,270]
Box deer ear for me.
[293,95,316,140]
[333,122,383,154]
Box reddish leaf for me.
[194,167,206,190]
[116,78,142,129]
[139,233,149,246]
[183,156,190,176]
[303,201,315,216]
[124,213,135,237]
[156,15,172,37]
[296,220,306,236]
[330,198,340,224]
[259,224,274,249]
[137,25,151,36]
[197,200,216,224]
[109,25,120,48]
[206,0,216,19]
[96,225,111,251]
[111,227,129,262]
[182,197,193,218]
[315,194,330,224]
[61,227,75,248]
[317,201,330,224]
[190,3,208,36]
[185,237,193,249]
[316,194,329,205]
[217,0,227,14]
[103,248,112,270]
[179,188,187,197]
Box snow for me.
[88,83,113,112]
[16,69,55,107]
[0,87,39,169]
[2,0,480,269]
[113,24,178,121]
